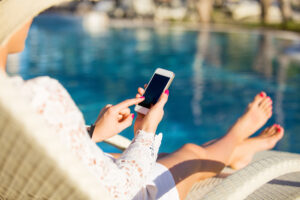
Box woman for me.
[0,0,284,199]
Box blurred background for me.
[49,0,300,31]
[6,0,300,154]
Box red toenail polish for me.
[165,89,169,95]
[132,114,135,119]
[260,92,264,97]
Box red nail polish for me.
[132,114,135,119]
[140,96,145,99]
[260,92,264,97]
[165,89,169,95]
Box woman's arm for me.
[97,91,169,199]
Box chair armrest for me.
[201,152,300,200]
[103,135,131,151]
[86,125,131,151]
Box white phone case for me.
[134,68,175,115]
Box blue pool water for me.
[7,14,300,154]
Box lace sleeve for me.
[12,76,163,200]
[95,131,162,199]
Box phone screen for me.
[138,74,170,109]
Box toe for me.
[263,106,273,118]
[263,125,282,148]
[260,96,272,110]
[260,127,270,136]
[269,124,278,135]
[274,125,284,139]
[253,91,266,106]
[261,125,276,137]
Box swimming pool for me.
[7,14,300,154]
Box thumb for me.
[119,113,135,130]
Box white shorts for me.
[105,154,179,200]
[133,163,180,200]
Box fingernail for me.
[132,114,135,119]
[165,89,169,95]
[140,96,145,99]
[260,92,264,97]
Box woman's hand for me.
[134,86,169,134]
[92,97,145,143]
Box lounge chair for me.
[1,72,300,199]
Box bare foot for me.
[229,124,284,170]
[227,92,273,142]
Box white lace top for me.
[9,76,162,200]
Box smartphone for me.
[134,68,175,115]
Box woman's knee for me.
[181,143,207,158]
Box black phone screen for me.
[138,74,170,109]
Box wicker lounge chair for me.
[1,72,300,200]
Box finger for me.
[154,89,169,108]
[119,113,135,130]
[117,114,123,121]
[118,108,131,121]
[136,93,142,98]
[99,104,112,116]
[105,104,113,109]
[138,87,145,96]
[120,108,131,116]
[113,97,145,111]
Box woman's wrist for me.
[91,125,108,143]
[136,129,156,135]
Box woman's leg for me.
[158,92,274,199]
[157,125,283,199]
